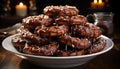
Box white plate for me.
[2,34,114,68]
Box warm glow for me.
[19,2,23,7]
[98,0,103,4]
[16,2,27,17]
[91,0,105,9]
[94,0,97,3]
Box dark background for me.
[0,0,118,15]
[0,0,116,15]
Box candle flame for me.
[98,0,103,3]
[91,0,105,8]
[94,0,97,3]
[19,2,23,7]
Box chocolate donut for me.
[12,34,26,52]
[56,49,85,56]
[59,34,91,49]
[71,23,102,38]
[22,14,52,29]
[87,37,106,54]
[23,43,59,56]
[35,25,68,37]
[43,5,79,17]
[17,26,50,45]
[55,15,87,25]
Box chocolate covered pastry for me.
[55,15,87,25]
[56,50,85,56]
[43,5,79,17]
[35,25,68,37]
[12,34,26,52]
[87,37,106,54]
[59,34,91,49]
[11,5,106,57]
[71,23,102,38]
[22,14,52,29]
[23,43,59,56]
[17,26,50,45]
